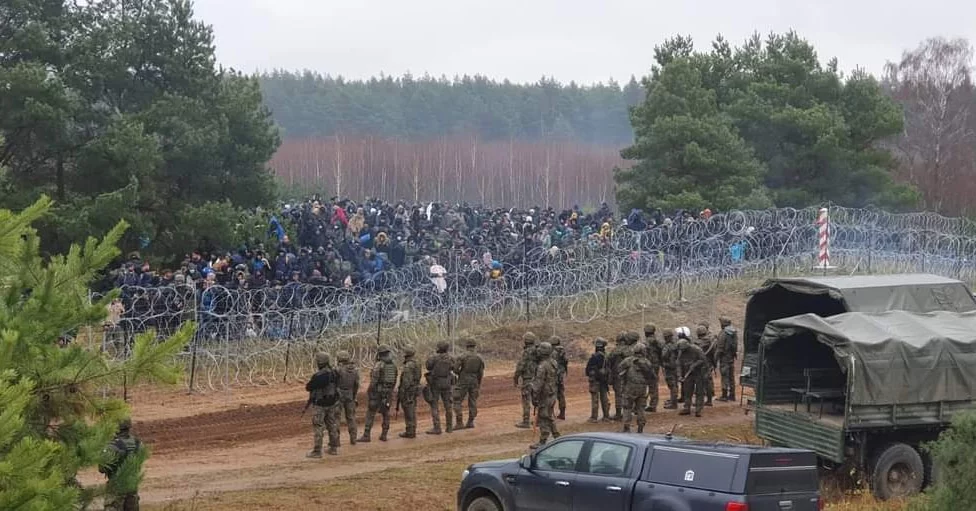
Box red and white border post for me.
[816,207,832,271]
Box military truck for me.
[753,310,976,500]
[740,274,976,390]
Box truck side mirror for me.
[519,454,533,470]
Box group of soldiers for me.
[303,316,738,455]
[303,337,486,457]
[583,318,738,433]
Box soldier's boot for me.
[717,390,729,402]
[645,406,656,413]
[695,411,702,417]
[398,431,416,439]
[637,424,644,434]
[327,446,338,456]
[705,398,713,407]
[306,449,322,459]
[558,407,566,420]
[357,429,371,443]
[613,406,622,421]
[529,439,547,450]
[588,417,599,423]
[465,419,475,429]
[678,408,691,416]
[622,424,631,433]
[379,428,389,442]
[426,426,443,435]
[514,420,531,429]
[349,433,357,445]
[663,400,677,410]
[445,413,454,433]
[728,389,736,402]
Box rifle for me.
[394,391,401,420]
[300,396,312,417]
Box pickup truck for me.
[457,432,821,511]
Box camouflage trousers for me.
[312,403,340,451]
[536,396,559,442]
[703,364,715,401]
[519,382,533,423]
[663,367,678,404]
[588,380,610,419]
[621,383,647,429]
[401,390,418,436]
[719,360,735,397]
[363,388,393,433]
[556,378,566,414]
[646,375,659,411]
[338,395,357,440]
[453,382,480,424]
[104,492,139,511]
[429,385,453,431]
[681,370,706,414]
[612,379,624,416]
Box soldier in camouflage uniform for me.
[425,340,455,434]
[453,337,485,429]
[660,329,679,409]
[99,418,141,511]
[514,332,539,428]
[358,345,398,442]
[643,324,662,413]
[550,335,569,420]
[619,342,654,433]
[585,338,611,422]
[397,346,421,438]
[715,317,738,402]
[676,327,708,417]
[305,352,340,457]
[607,332,632,420]
[335,350,360,445]
[695,324,717,407]
[530,342,561,449]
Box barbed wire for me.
[90,206,976,391]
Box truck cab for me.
[740,274,976,390]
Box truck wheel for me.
[871,443,924,500]
[466,496,501,511]
[922,450,940,489]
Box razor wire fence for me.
[91,206,976,391]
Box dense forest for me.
[258,72,642,145]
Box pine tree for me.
[0,196,192,510]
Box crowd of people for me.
[110,197,722,293]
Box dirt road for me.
[102,365,752,505]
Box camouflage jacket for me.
[694,334,717,368]
[606,344,632,383]
[369,359,398,395]
[399,359,421,395]
[454,350,485,386]
[645,336,663,369]
[336,362,360,400]
[660,341,678,370]
[619,354,655,385]
[714,326,738,362]
[531,357,559,401]
[677,342,707,377]
[99,433,141,479]
[553,346,569,383]
[514,346,538,385]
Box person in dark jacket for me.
[306,352,340,457]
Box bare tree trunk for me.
[334,134,342,197]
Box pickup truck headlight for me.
[461,469,470,481]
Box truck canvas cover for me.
[760,310,976,406]
[744,274,976,353]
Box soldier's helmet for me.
[464,337,477,348]
[336,350,351,363]
[402,346,416,357]
[523,331,537,345]
[315,351,332,367]
[644,323,656,335]
[632,342,647,354]
[549,335,561,346]
[662,329,675,340]
[436,340,450,352]
[594,337,608,349]
[719,316,732,327]
[615,331,628,343]
[119,418,132,432]
[377,344,391,354]
[537,341,553,356]
[696,325,708,337]
[626,331,640,344]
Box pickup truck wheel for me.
[466,496,502,511]
[871,443,924,500]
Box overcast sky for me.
[192,0,975,85]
